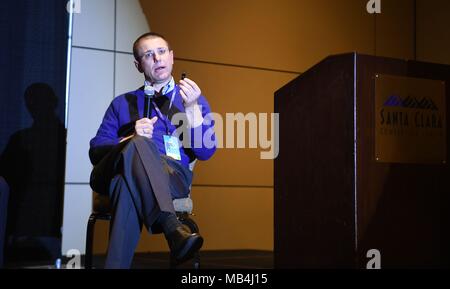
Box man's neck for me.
[147,78,172,93]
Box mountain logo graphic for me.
[383,95,438,110]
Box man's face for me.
[134,36,174,84]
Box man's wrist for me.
[185,103,204,128]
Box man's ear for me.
[134,60,144,73]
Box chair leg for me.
[85,214,97,269]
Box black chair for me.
[85,161,200,269]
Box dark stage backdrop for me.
[0,0,69,263]
[0,0,68,149]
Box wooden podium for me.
[274,53,450,268]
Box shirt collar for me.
[144,77,175,96]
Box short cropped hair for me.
[132,32,171,60]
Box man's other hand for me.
[135,116,158,138]
[179,78,201,108]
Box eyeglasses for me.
[140,47,169,61]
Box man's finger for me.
[180,82,194,95]
[182,78,200,92]
[150,116,158,124]
[137,117,151,124]
[180,89,188,102]
[180,79,195,93]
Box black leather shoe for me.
[167,225,203,264]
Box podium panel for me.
[274,53,450,268]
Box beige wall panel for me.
[173,60,297,187]
[92,219,110,254]
[191,186,273,251]
[375,0,415,59]
[417,0,450,65]
[94,187,273,253]
[91,214,168,254]
[141,0,374,72]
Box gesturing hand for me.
[135,116,158,138]
[179,78,201,108]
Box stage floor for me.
[5,250,273,269]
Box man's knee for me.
[123,135,158,156]
[128,135,155,147]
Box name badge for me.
[163,135,181,160]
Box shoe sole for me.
[175,234,203,264]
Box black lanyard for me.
[153,88,176,135]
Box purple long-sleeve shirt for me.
[89,85,216,168]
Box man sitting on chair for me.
[89,32,216,269]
